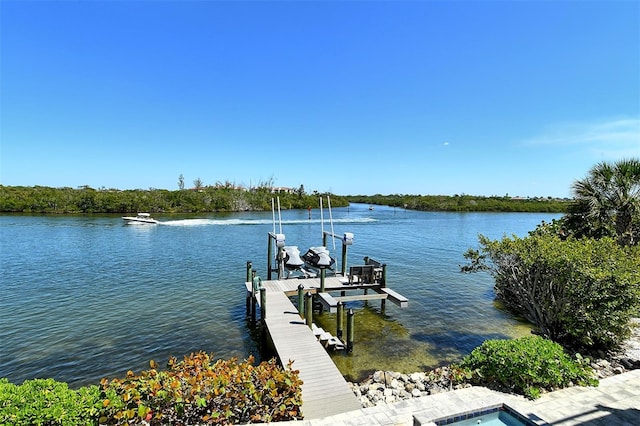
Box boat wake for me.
[159,217,377,227]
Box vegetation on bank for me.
[0,353,302,426]
[0,185,348,214]
[347,193,569,212]
[0,185,570,214]
[463,158,640,353]
[456,336,598,399]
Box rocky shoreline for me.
[349,319,640,408]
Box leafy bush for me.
[0,378,101,426]
[458,336,598,399]
[99,352,303,425]
[464,234,640,351]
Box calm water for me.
[0,204,561,386]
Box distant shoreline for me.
[0,185,570,214]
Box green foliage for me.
[0,378,102,426]
[464,234,640,351]
[99,352,303,425]
[0,354,303,425]
[458,336,598,399]
[347,194,569,213]
[0,185,348,214]
[567,158,640,246]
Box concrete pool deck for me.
[264,369,640,425]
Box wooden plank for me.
[316,292,338,313]
[334,293,388,302]
[380,287,409,307]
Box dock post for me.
[381,264,387,287]
[320,268,326,292]
[346,308,354,353]
[251,272,260,324]
[305,291,313,329]
[341,243,348,276]
[337,301,344,339]
[297,284,305,317]
[267,235,273,280]
[260,285,267,321]
[245,262,252,316]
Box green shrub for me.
[464,234,640,351]
[99,351,303,425]
[458,336,598,399]
[0,377,101,426]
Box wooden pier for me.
[245,275,408,419]
[244,223,409,419]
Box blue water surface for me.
[0,204,560,386]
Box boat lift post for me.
[322,231,354,277]
[245,261,253,316]
[267,232,286,280]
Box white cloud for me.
[522,117,640,159]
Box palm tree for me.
[569,158,640,246]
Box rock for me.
[430,386,446,395]
[411,388,422,398]
[368,384,382,394]
[620,358,634,369]
[410,372,426,383]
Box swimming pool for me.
[433,404,540,426]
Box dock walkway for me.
[248,278,363,419]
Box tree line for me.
[348,194,569,213]
[0,185,348,214]
[0,186,570,214]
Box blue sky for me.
[1,1,638,198]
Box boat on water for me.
[121,213,159,225]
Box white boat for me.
[122,212,159,225]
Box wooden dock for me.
[247,278,363,419]
[245,275,408,419]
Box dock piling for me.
[305,291,313,329]
[260,286,266,321]
[297,283,305,317]
[251,271,260,324]
[267,234,273,280]
[346,308,354,353]
[336,301,344,339]
[245,263,252,316]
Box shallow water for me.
[0,204,560,386]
